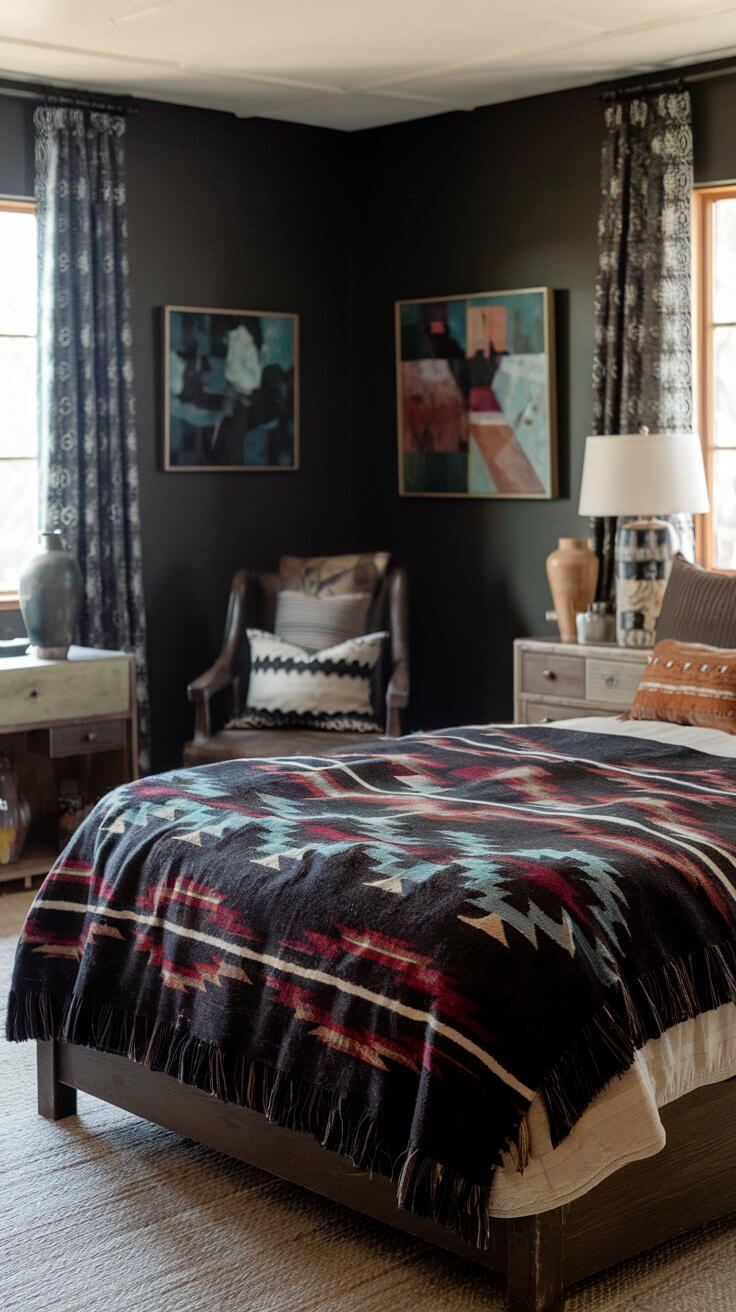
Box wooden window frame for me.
[0,196,37,609]
[693,183,736,571]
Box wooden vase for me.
[546,537,599,644]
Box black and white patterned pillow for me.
[228,629,388,734]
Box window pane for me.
[0,209,36,337]
[712,449,736,570]
[0,337,37,458]
[713,326,736,445]
[0,458,38,585]
[713,198,736,324]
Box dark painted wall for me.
[350,76,736,734]
[350,87,603,732]
[2,67,736,757]
[0,95,352,769]
[124,102,352,769]
[0,95,34,198]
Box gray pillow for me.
[656,555,736,648]
[274,590,370,652]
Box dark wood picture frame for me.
[38,1040,736,1312]
[395,286,558,501]
[163,304,300,473]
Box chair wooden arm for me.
[187,569,250,742]
[187,658,234,703]
[385,567,410,737]
[386,667,409,709]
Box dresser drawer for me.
[49,718,126,758]
[586,658,644,708]
[522,699,604,725]
[520,651,585,700]
[0,657,130,728]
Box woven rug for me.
[1,888,734,1312]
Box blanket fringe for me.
[5,987,498,1250]
[540,939,736,1149]
[8,939,735,1243]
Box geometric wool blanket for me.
[8,725,736,1246]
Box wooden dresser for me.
[0,645,136,887]
[514,637,648,725]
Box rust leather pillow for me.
[631,639,736,733]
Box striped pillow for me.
[274,590,370,652]
[228,629,387,734]
[656,556,736,648]
[631,639,736,733]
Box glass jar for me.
[576,602,615,645]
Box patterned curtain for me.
[590,89,694,602]
[35,106,149,768]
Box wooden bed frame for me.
[38,1040,736,1311]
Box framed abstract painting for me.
[395,287,557,498]
[163,306,299,471]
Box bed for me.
[8,715,736,1311]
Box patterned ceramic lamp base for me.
[615,517,678,648]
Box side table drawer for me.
[586,658,644,708]
[522,700,604,725]
[0,657,130,727]
[521,651,585,700]
[49,719,126,758]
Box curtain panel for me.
[590,89,694,601]
[35,106,149,767]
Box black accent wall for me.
[350,87,602,732]
[2,72,736,763]
[125,103,352,769]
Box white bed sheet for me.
[489,715,736,1218]
[543,714,736,756]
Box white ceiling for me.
[0,0,735,131]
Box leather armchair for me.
[183,565,409,765]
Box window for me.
[694,185,736,570]
[0,200,38,597]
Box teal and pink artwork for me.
[396,288,557,498]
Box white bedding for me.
[489,715,736,1218]
[547,714,736,757]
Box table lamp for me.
[578,430,709,647]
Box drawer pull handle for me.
[605,675,619,687]
[542,669,556,681]
[27,687,43,699]
[82,731,98,743]
[540,716,552,724]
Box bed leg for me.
[506,1208,565,1312]
[37,1041,77,1120]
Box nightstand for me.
[0,645,137,887]
[513,637,648,725]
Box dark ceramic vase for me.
[19,531,83,660]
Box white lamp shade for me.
[578,433,710,517]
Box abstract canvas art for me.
[164,306,298,471]
[396,288,556,498]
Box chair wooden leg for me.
[506,1208,565,1312]
[37,1041,77,1120]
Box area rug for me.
[1,889,734,1312]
